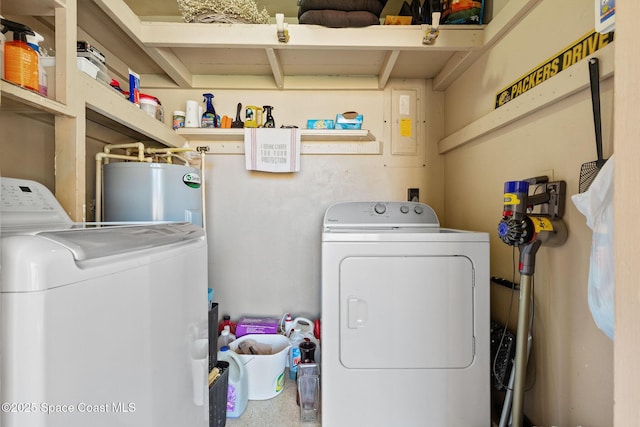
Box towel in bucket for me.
[244,128,300,173]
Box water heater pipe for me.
[103,142,147,164]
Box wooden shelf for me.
[0,79,73,117]
[178,128,379,154]
[86,0,541,91]
[177,128,375,142]
[80,73,187,148]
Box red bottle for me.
[218,315,237,335]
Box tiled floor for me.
[225,370,321,427]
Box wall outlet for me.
[408,188,419,202]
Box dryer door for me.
[339,255,475,369]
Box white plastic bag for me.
[571,154,615,340]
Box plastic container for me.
[289,327,320,379]
[77,57,99,78]
[283,313,294,336]
[297,362,320,422]
[172,111,185,129]
[218,315,237,335]
[289,329,305,380]
[2,19,39,91]
[217,346,248,419]
[217,325,236,350]
[128,68,140,107]
[140,94,158,119]
[201,93,218,128]
[26,32,46,96]
[40,56,55,98]
[230,334,291,400]
[289,317,314,334]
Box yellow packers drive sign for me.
[495,30,614,109]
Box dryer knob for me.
[374,203,386,214]
[414,205,424,215]
[400,205,410,214]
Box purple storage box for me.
[235,317,279,337]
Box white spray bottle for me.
[26,31,46,96]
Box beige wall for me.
[0,114,56,190]
[150,80,442,319]
[443,0,613,425]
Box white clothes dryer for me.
[0,177,209,427]
[321,201,490,426]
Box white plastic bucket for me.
[229,334,291,400]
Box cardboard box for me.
[235,317,279,337]
[335,113,363,130]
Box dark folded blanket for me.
[298,0,388,17]
[298,10,381,27]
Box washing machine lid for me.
[323,201,439,229]
[1,177,205,261]
[37,222,205,261]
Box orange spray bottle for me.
[1,18,39,92]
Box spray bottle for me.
[201,93,219,128]
[262,105,275,128]
[1,18,39,92]
[26,31,46,96]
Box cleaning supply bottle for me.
[283,313,294,336]
[262,105,275,128]
[26,31,46,96]
[218,315,237,335]
[289,328,305,380]
[217,346,248,418]
[217,325,236,350]
[201,93,219,128]
[290,317,315,334]
[244,105,263,128]
[1,18,39,92]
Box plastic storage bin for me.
[229,334,291,400]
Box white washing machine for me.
[0,177,209,427]
[321,201,490,426]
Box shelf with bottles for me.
[80,72,187,148]
[1,0,72,113]
[177,128,375,142]
[177,128,380,155]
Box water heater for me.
[103,162,203,226]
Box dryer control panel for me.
[323,201,439,228]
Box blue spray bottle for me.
[201,93,219,128]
